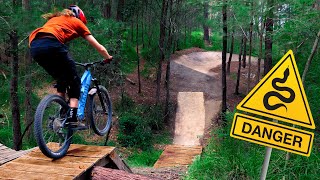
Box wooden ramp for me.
[0,143,33,166]
[0,143,131,180]
[153,145,202,168]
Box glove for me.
[103,57,113,64]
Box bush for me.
[118,112,153,150]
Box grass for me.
[185,111,320,180]
[127,149,163,167]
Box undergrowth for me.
[186,111,320,180]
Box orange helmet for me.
[68,5,87,24]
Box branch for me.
[232,13,248,39]
[18,35,30,46]
[302,31,320,83]
[0,16,11,30]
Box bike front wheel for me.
[88,85,112,136]
[34,94,72,159]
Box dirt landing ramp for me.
[0,143,131,180]
[174,92,206,146]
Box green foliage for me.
[190,31,205,49]
[119,44,139,74]
[118,112,153,150]
[186,111,320,179]
[115,96,166,150]
[127,149,162,167]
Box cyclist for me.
[29,5,113,127]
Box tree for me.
[102,1,111,19]
[156,0,168,104]
[246,1,253,94]
[22,0,30,10]
[203,0,210,42]
[24,51,33,140]
[264,0,274,75]
[242,32,247,68]
[9,30,22,151]
[302,31,320,83]
[235,36,244,95]
[117,0,125,21]
[227,30,234,75]
[221,0,228,118]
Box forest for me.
[0,0,319,179]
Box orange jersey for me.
[29,16,91,45]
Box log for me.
[91,167,159,180]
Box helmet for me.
[68,5,87,24]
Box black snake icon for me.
[263,67,295,111]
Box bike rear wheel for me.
[34,94,73,159]
[88,85,112,136]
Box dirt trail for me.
[170,51,258,146]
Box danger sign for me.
[230,113,314,157]
[237,50,315,129]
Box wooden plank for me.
[0,144,130,179]
[109,150,132,173]
[153,145,202,168]
[1,162,84,176]
[0,169,73,180]
[27,150,114,161]
[45,143,115,153]
[13,155,99,166]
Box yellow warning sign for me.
[230,113,314,157]
[237,50,315,129]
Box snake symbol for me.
[263,67,295,111]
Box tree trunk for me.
[247,19,253,94]
[24,51,33,140]
[235,37,244,95]
[156,0,168,104]
[227,30,234,74]
[116,0,125,21]
[102,1,111,19]
[264,0,274,75]
[22,0,30,10]
[165,0,174,121]
[313,0,320,10]
[221,0,227,118]
[242,33,247,68]
[256,26,263,84]
[203,0,210,42]
[9,30,22,151]
[302,31,320,83]
[136,6,141,94]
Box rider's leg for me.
[57,92,66,99]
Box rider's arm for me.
[84,35,112,60]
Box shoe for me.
[59,108,68,118]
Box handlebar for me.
[74,60,104,68]
[75,57,112,69]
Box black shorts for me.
[30,37,81,99]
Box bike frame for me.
[77,70,92,120]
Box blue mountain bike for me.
[34,60,112,159]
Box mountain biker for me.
[29,5,113,127]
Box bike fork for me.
[92,79,107,113]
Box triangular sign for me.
[237,50,315,129]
